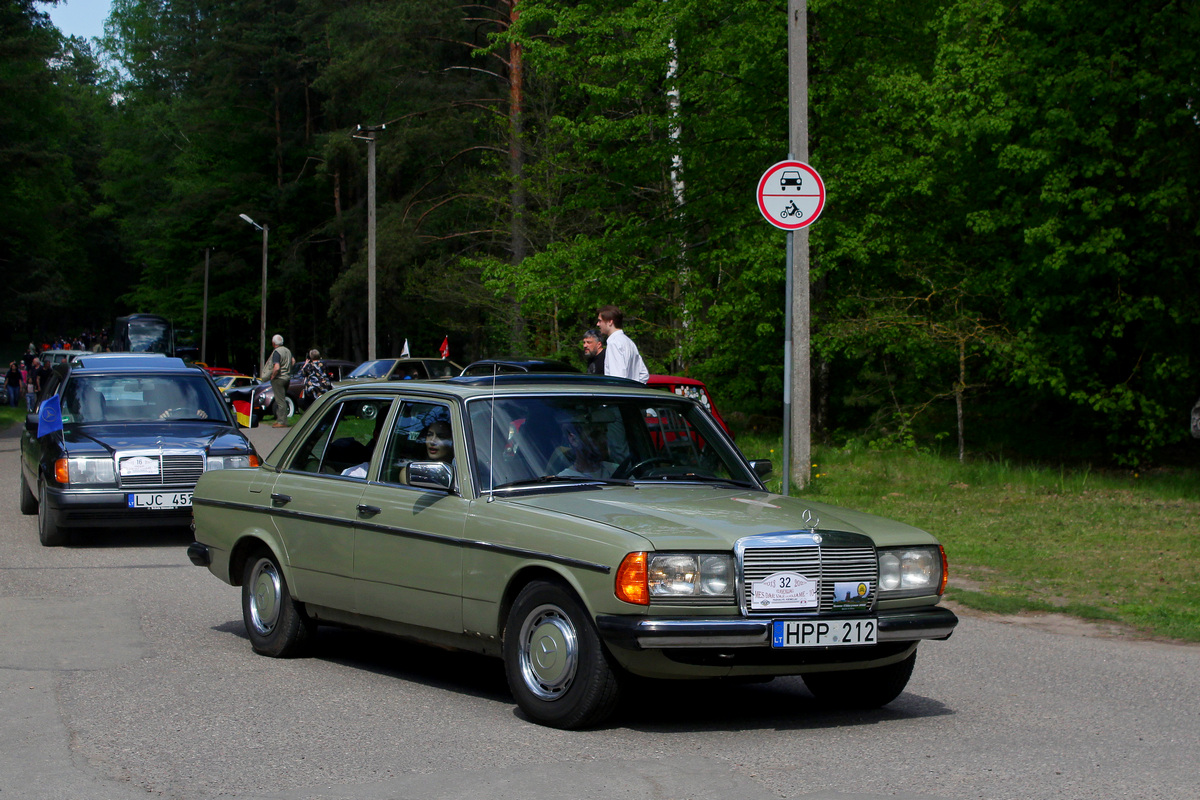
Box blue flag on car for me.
[37,394,63,438]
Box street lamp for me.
[353,124,385,360]
[239,213,268,376]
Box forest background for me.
[2,0,1197,467]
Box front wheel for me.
[802,650,917,709]
[241,549,314,657]
[285,396,296,419]
[37,482,67,547]
[19,470,37,515]
[504,580,622,729]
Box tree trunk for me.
[956,339,966,463]
[508,0,528,354]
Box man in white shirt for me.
[596,305,649,383]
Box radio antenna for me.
[486,362,497,502]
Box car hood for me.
[63,423,253,455]
[505,486,935,550]
[334,377,389,385]
[224,385,267,399]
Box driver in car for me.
[555,420,618,479]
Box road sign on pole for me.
[757,160,825,231]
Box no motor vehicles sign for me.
[757,160,825,231]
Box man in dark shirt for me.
[582,328,605,375]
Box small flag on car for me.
[439,336,449,359]
[37,395,63,438]
[232,399,253,428]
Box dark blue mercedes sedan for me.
[19,354,259,546]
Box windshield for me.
[348,359,396,379]
[467,394,754,491]
[60,374,226,424]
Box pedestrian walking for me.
[596,306,648,383]
[267,334,294,427]
[4,361,20,407]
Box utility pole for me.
[238,214,268,375]
[201,248,209,364]
[354,124,385,360]
[787,0,811,491]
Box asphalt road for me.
[2,422,1198,800]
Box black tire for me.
[503,580,622,729]
[802,649,917,709]
[19,470,37,515]
[241,549,314,657]
[37,482,68,547]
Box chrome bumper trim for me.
[596,606,957,650]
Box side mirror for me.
[749,459,773,478]
[25,413,39,433]
[407,461,453,492]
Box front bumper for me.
[596,605,957,650]
[41,486,195,529]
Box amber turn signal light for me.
[615,552,649,605]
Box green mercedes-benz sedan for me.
[188,373,956,728]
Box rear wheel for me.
[802,650,917,709]
[19,470,37,515]
[37,482,67,547]
[284,396,296,419]
[503,580,622,729]
[241,549,314,657]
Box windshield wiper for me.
[633,473,755,488]
[493,475,634,490]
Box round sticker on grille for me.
[751,571,818,610]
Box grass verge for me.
[735,434,1200,642]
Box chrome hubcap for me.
[247,558,282,635]
[518,604,578,701]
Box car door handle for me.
[270,493,292,505]
[357,504,381,517]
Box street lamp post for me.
[239,213,268,376]
[353,124,385,361]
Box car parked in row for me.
[212,374,257,394]
[188,373,956,728]
[224,358,361,423]
[40,349,91,368]
[460,358,733,436]
[19,354,259,546]
[339,357,462,384]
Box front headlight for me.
[878,546,946,597]
[206,454,259,470]
[57,457,116,485]
[616,552,737,605]
[646,553,735,598]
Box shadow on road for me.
[209,617,952,732]
[59,526,194,550]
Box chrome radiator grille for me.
[118,454,205,488]
[739,534,878,615]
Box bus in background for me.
[113,314,174,355]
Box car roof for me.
[461,358,580,375]
[647,374,708,388]
[67,355,194,372]
[326,373,653,402]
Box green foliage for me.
[5,0,1198,464]
[805,443,1200,641]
